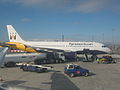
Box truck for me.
[4,53,46,67]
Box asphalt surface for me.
[51,72,79,90]
[0,61,120,90]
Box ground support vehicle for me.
[97,55,116,64]
[64,64,89,77]
[21,65,47,72]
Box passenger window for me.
[74,66,80,69]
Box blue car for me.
[22,66,37,72]
[64,64,89,77]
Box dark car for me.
[64,64,89,77]
[36,67,47,73]
[22,65,37,71]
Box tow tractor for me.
[20,64,53,73]
[64,64,89,77]
[97,55,116,64]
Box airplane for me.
[2,25,111,56]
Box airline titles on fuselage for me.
[69,43,93,46]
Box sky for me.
[0,0,120,44]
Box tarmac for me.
[0,60,120,90]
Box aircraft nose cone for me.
[106,48,111,53]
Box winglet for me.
[0,47,8,67]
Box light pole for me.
[62,34,64,42]
[92,34,94,42]
[102,33,104,43]
[112,29,115,53]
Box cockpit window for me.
[102,45,107,47]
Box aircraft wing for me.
[0,42,64,53]
[0,43,16,47]
[0,47,8,67]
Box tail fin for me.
[7,25,25,42]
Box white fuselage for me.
[24,41,111,53]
